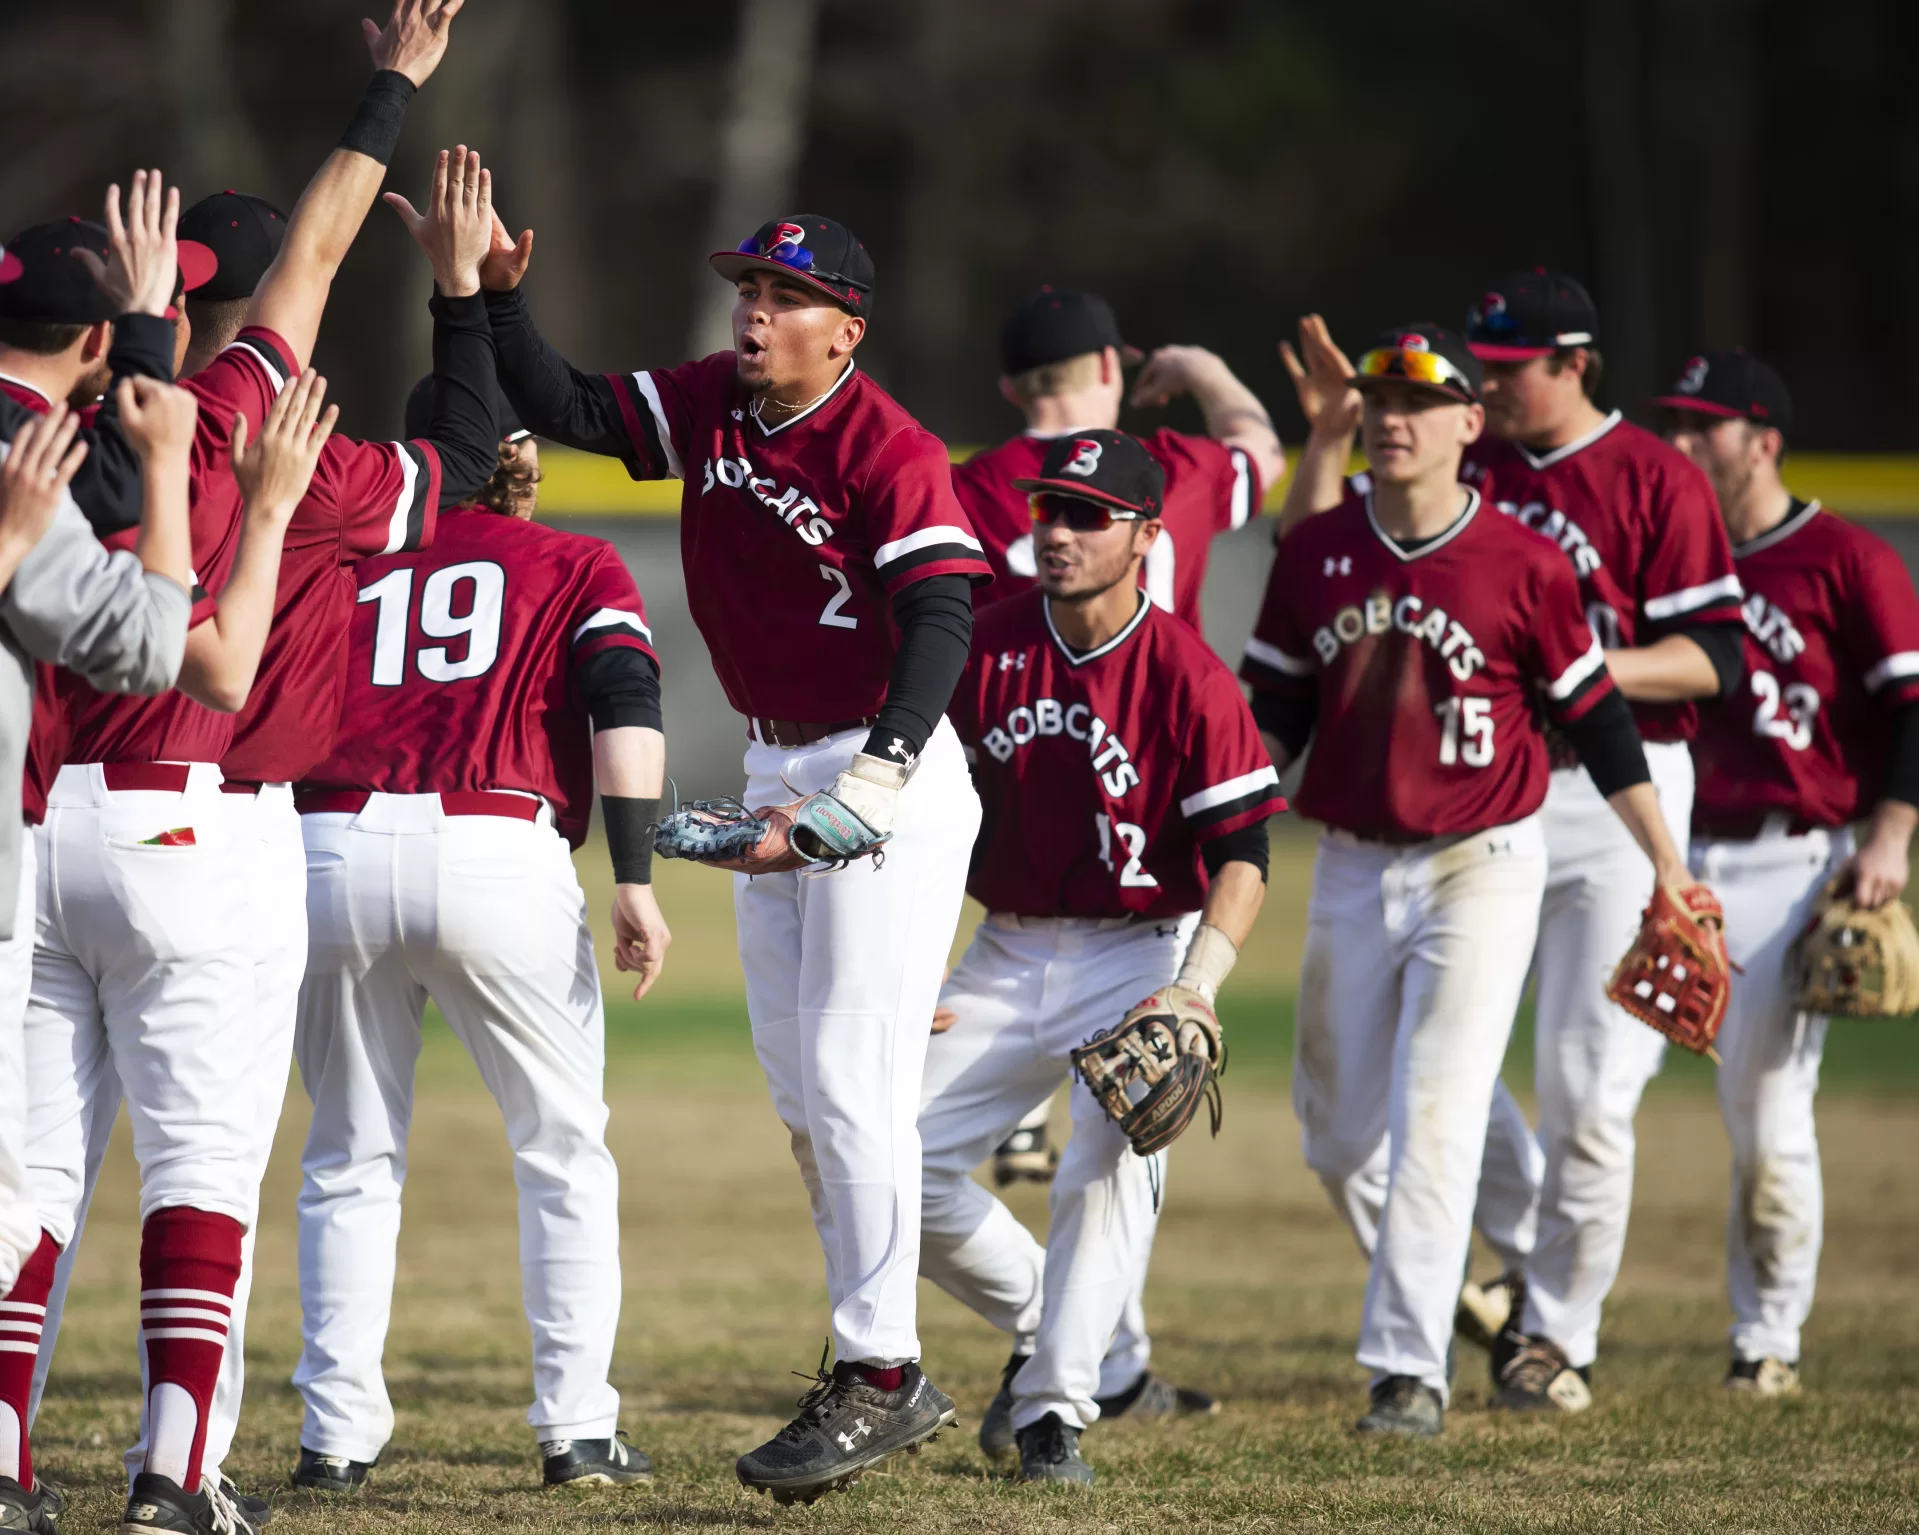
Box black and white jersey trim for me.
[752,360,857,437]
[1181,765,1283,830]
[1363,486,1481,562]
[1511,409,1622,471]
[383,442,433,553]
[629,372,685,480]
[1734,498,1823,558]
[571,606,654,649]
[224,334,294,396]
[1043,588,1152,667]
[872,524,986,582]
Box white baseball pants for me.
[291,794,622,1460]
[1690,822,1848,1366]
[1294,818,1547,1400]
[0,842,39,1296]
[918,912,1195,1431]
[1499,743,1694,1367]
[735,718,978,1369]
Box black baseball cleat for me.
[1094,1370,1220,1422]
[289,1448,374,1494]
[978,1350,1029,1463]
[992,1124,1059,1187]
[0,1475,66,1533]
[1354,1375,1443,1437]
[119,1471,261,1535]
[1015,1412,1095,1486]
[1492,1337,1593,1413]
[1456,1269,1524,1354]
[736,1352,957,1506]
[540,1431,653,1487]
[210,1477,270,1529]
[1725,1356,1801,1396]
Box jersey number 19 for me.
[360,562,507,685]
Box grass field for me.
[29,834,1919,1533]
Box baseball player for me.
[13,10,469,1533]
[955,286,1282,623]
[482,206,991,1501]
[920,429,1281,1483]
[286,361,667,1490]
[1456,272,1747,1410]
[1241,324,1699,1437]
[1658,350,1919,1394]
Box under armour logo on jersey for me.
[1323,556,1351,577]
[1675,355,1709,394]
[998,650,1027,672]
[836,1418,873,1452]
[731,407,744,420]
[1063,438,1103,477]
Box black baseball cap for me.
[1465,269,1600,361]
[1011,428,1165,518]
[1651,347,1793,438]
[0,216,216,325]
[998,286,1143,377]
[404,373,527,443]
[710,216,874,316]
[179,191,286,302]
[1353,323,1482,404]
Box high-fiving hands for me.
[363,0,466,88]
[1279,314,1361,437]
[77,170,181,320]
[385,145,495,297]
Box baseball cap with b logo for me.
[710,215,875,316]
[1465,269,1600,361]
[1650,347,1793,438]
[1011,428,1165,518]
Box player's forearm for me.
[1605,780,1690,887]
[1601,634,1720,702]
[131,447,193,590]
[1189,361,1284,491]
[596,726,665,888]
[249,73,418,369]
[175,514,291,711]
[1274,424,1354,537]
[1199,857,1266,949]
[422,291,502,506]
[1863,798,1918,859]
[866,575,972,764]
[483,287,631,459]
[61,315,180,540]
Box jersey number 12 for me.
[360,562,506,685]
[1096,813,1159,888]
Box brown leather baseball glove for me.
[1069,983,1226,1158]
[1796,883,1919,1017]
[1606,882,1732,1057]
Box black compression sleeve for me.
[423,290,501,507]
[601,796,659,884]
[337,70,416,164]
[1201,821,1272,882]
[865,575,973,763]
[1882,700,1919,808]
[1676,623,1746,699]
[1249,687,1316,759]
[62,313,180,538]
[1560,689,1651,798]
[576,647,663,733]
[484,287,636,464]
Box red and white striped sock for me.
[0,1231,59,1488]
[138,1208,243,1494]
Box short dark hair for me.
[184,296,249,359]
[1547,346,1604,401]
[0,317,89,355]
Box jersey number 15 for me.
[1434,696,1495,767]
[359,562,506,685]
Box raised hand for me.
[1129,345,1225,410]
[480,209,535,293]
[0,405,89,559]
[1279,314,1361,437]
[383,146,494,297]
[363,0,466,88]
[77,170,181,319]
[231,369,337,523]
[117,376,201,464]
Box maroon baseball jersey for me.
[953,428,1260,628]
[1241,484,1616,843]
[219,435,441,784]
[302,507,656,848]
[1460,412,1741,743]
[951,590,1284,919]
[59,326,295,766]
[1692,499,1919,831]
[599,354,990,720]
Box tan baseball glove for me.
[1069,983,1226,1158]
[1796,883,1919,1017]
[1606,882,1732,1058]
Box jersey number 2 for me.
[817,564,858,629]
[360,562,506,685]
[1096,813,1160,888]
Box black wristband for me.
[1883,701,1919,808]
[338,70,416,164]
[603,795,659,885]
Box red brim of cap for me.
[0,250,21,284]
[1010,476,1152,514]
[1467,342,1554,361]
[1649,395,1745,419]
[177,239,218,293]
[709,250,862,310]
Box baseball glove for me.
[1606,882,1732,1057]
[652,792,887,876]
[1069,983,1226,1158]
[1796,883,1919,1017]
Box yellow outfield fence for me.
[536,446,1919,520]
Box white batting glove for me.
[829,751,908,837]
